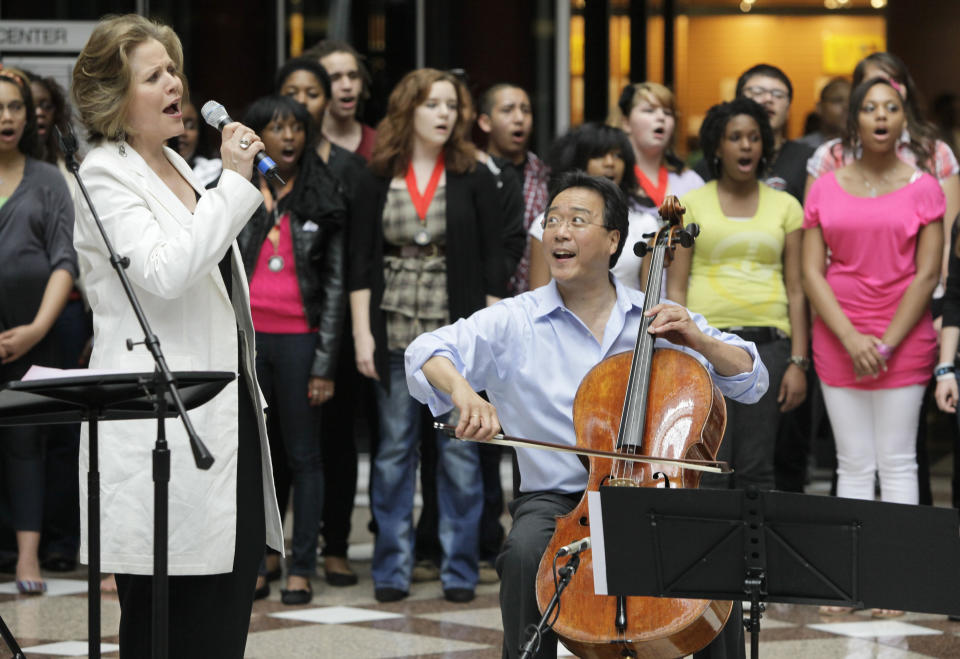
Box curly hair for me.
[23,71,70,164]
[546,122,640,203]
[368,68,476,178]
[0,68,40,159]
[850,53,937,174]
[698,97,775,181]
[72,14,187,143]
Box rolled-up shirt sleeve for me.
[405,302,517,416]
[686,309,769,404]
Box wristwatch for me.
[786,355,810,371]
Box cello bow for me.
[433,422,731,474]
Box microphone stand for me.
[519,553,583,659]
[57,128,216,659]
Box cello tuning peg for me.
[633,241,651,257]
[685,223,700,238]
[641,232,655,239]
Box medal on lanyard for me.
[406,152,445,246]
[268,206,285,272]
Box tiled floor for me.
[3,454,960,658]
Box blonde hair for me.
[72,14,187,142]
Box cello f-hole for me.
[652,471,672,489]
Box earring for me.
[758,156,768,174]
[900,125,911,145]
[713,156,721,174]
[115,128,126,156]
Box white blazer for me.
[73,141,283,575]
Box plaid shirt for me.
[508,151,550,295]
[807,137,959,182]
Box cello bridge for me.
[606,478,640,488]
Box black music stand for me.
[0,370,233,659]
[588,487,960,659]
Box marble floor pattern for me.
[3,455,960,658]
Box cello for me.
[533,196,733,658]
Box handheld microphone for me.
[200,100,284,185]
[557,537,591,557]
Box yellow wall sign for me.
[822,34,886,76]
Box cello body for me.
[534,336,733,658]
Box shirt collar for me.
[532,275,643,320]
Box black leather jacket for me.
[237,151,346,378]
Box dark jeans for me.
[41,297,91,559]
[115,368,264,658]
[255,332,323,577]
[702,338,790,491]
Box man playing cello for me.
[405,171,768,658]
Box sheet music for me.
[587,490,607,596]
[21,365,132,381]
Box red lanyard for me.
[405,152,446,222]
[635,164,668,208]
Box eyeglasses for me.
[743,86,788,101]
[541,215,607,232]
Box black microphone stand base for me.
[519,554,581,659]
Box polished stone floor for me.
[3,453,960,658]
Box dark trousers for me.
[115,373,265,658]
[41,297,91,560]
[702,338,789,491]
[496,491,743,659]
[0,351,48,535]
[255,332,323,577]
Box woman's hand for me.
[451,380,500,441]
[778,364,807,412]
[308,376,334,406]
[219,121,264,180]
[354,331,379,381]
[840,331,886,378]
[0,324,44,364]
[936,377,958,414]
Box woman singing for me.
[71,15,282,656]
[349,68,504,604]
[803,77,943,507]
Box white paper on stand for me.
[21,365,133,381]
[587,490,608,595]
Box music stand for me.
[588,487,960,659]
[0,370,233,659]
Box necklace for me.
[267,208,285,272]
[856,162,891,198]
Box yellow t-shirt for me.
[681,181,803,335]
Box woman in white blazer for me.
[71,15,282,657]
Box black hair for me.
[242,94,316,160]
[844,76,933,174]
[275,57,332,102]
[735,63,793,101]
[819,77,850,103]
[546,122,640,202]
[547,170,629,268]
[698,97,775,180]
[23,71,70,164]
[478,82,528,118]
[851,52,939,170]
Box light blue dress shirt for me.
[405,277,769,494]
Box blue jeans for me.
[255,332,323,577]
[372,351,482,591]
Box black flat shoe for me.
[280,583,313,606]
[443,588,475,603]
[325,570,358,587]
[374,587,408,603]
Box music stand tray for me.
[588,487,960,659]
[0,370,233,659]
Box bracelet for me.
[786,355,810,371]
[934,363,956,378]
[876,343,894,360]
